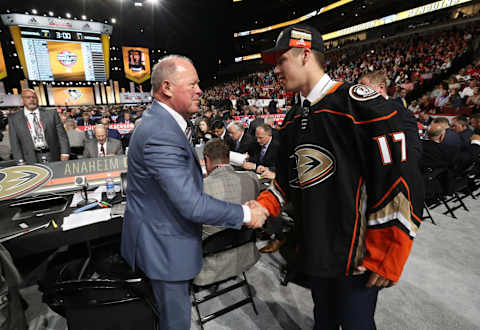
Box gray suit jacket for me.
[195,165,261,285]
[83,138,123,158]
[8,109,69,163]
[202,166,260,238]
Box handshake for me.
[245,200,269,228]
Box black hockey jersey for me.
[258,81,423,281]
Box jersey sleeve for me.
[351,89,422,282]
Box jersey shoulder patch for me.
[349,84,380,101]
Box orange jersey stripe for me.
[312,109,398,125]
[299,166,334,187]
[45,171,123,186]
[326,81,344,95]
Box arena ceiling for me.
[0,0,451,84]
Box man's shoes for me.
[259,239,286,253]
[256,230,272,241]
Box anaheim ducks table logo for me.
[0,165,52,201]
[290,144,336,189]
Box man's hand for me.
[60,154,69,161]
[242,161,256,170]
[245,200,269,228]
[256,165,267,174]
[260,169,276,180]
[354,265,395,288]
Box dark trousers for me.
[151,279,191,330]
[309,272,379,330]
[263,217,287,241]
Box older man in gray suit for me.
[83,124,123,158]
[202,138,261,238]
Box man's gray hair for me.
[227,121,244,132]
[151,55,193,93]
[94,124,107,134]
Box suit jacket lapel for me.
[39,109,49,135]
[19,112,36,150]
[154,103,202,172]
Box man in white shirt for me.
[227,121,255,154]
[120,55,268,330]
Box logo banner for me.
[122,46,151,84]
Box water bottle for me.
[106,173,115,200]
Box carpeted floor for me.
[22,195,480,330]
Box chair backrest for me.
[202,228,255,256]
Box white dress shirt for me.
[156,100,188,135]
[299,73,338,105]
[24,107,69,157]
[155,100,251,223]
[24,107,46,148]
[97,141,108,156]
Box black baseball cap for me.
[261,24,325,65]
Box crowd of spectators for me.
[326,26,471,89]
[203,23,478,112]
[408,61,480,115]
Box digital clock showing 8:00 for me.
[55,31,72,40]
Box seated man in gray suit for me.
[83,124,123,158]
[202,138,261,238]
[196,138,261,286]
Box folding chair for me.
[424,167,469,219]
[191,228,260,329]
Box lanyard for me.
[26,112,46,148]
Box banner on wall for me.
[0,43,6,80]
[233,114,286,127]
[51,87,95,106]
[119,92,151,103]
[122,46,151,84]
[0,94,22,106]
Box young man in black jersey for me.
[256,24,423,330]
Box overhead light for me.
[81,15,87,20]
[111,18,116,23]
[32,9,37,14]
[66,13,71,18]
[147,0,158,3]
[134,2,143,7]
[48,11,54,16]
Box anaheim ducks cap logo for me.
[290,144,335,189]
[0,165,52,201]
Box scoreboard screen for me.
[20,27,106,81]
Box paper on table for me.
[70,187,104,207]
[62,208,112,231]
[230,151,248,167]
